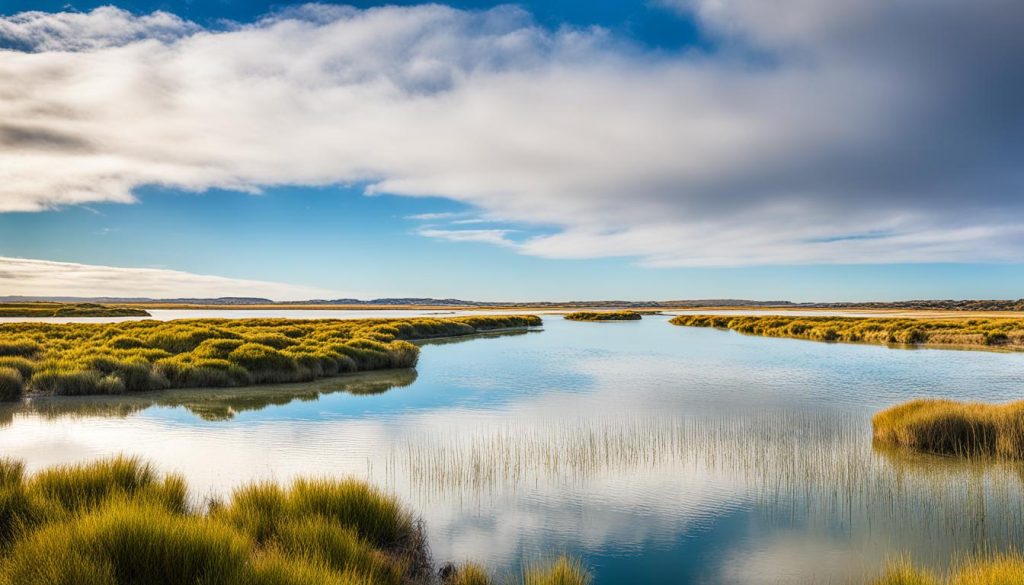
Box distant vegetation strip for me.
[0,456,587,585]
[0,302,150,318]
[0,315,541,401]
[564,311,642,322]
[873,399,1024,459]
[669,315,1024,350]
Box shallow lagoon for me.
[2,316,1024,583]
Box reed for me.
[872,399,1024,459]
[564,311,641,322]
[670,315,1024,350]
[0,315,541,400]
[872,554,1024,584]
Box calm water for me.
[3,316,1024,583]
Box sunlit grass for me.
[564,311,641,322]
[873,399,1024,459]
[872,554,1024,585]
[0,302,149,318]
[669,315,1024,350]
[0,315,541,400]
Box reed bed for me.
[0,302,149,318]
[392,412,1024,554]
[0,456,584,585]
[873,399,1024,459]
[872,554,1024,584]
[669,315,1024,350]
[0,315,541,401]
[564,311,641,322]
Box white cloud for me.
[0,257,335,300]
[0,6,199,51]
[0,2,1022,266]
[416,228,519,248]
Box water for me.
[3,316,1024,583]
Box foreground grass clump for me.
[669,315,1024,350]
[872,399,1024,458]
[0,303,150,318]
[871,554,1024,584]
[0,456,586,585]
[564,311,641,322]
[0,315,541,400]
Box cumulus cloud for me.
[0,257,335,300]
[0,2,1022,266]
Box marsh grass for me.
[872,554,1024,585]
[0,315,540,400]
[0,302,149,318]
[0,369,22,402]
[394,412,1024,557]
[873,399,1024,459]
[564,311,641,322]
[669,315,1024,350]
[0,456,432,585]
[440,558,591,585]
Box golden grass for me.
[0,303,150,318]
[0,315,541,400]
[564,311,641,322]
[669,315,1024,350]
[872,554,1024,585]
[872,399,1024,458]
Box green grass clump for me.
[670,315,1024,350]
[0,457,438,585]
[871,554,1024,584]
[564,311,641,322]
[0,302,149,318]
[872,399,1024,458]
[0,315,540,399]
[523,557,592,585]
[0,369,23,402]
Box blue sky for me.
[1,0,1022,301]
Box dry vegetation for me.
[0,456,586,585]
[669,315,1024,349]
[564,311,642,322]
[873,399,1024,459]
[0,315,541,401]
[0,303,150,318]
[871,555,1024,585]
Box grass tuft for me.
[873,399,1024,459]
[0,368,23,402]
[564,311,641,322]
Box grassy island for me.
[0,456,586,585]
[669,315,1024,350]
[564,311,641,322]
[872,399,1024,459]
[0,303,150,318]
[0,315,541,401]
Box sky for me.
[0,0,1022,301]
